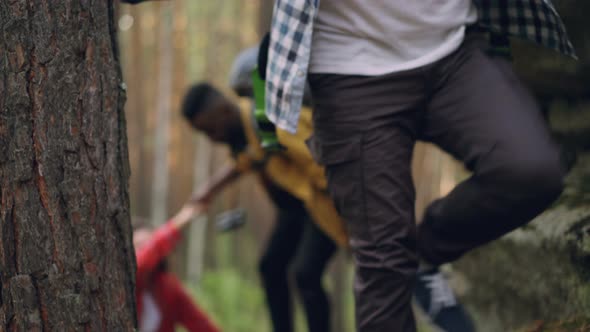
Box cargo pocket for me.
[312,135,364,227]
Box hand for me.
[170,202,206,231]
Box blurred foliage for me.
[187,267,435,332]
[187,269,271,332]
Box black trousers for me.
[258,181,337,332]
[308,35,566,332]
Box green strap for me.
[252,67,284,152]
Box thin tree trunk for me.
[168,0,193,279]
[127,5,150,218]
[0,1,136,330]
[185,0,218,279]
[150,2,174,226]
[186,135,213,281]
[202,0,226,270]
[258,0,274,35]
[140,3,160,219]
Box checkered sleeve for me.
[474,0,576,58]
[265,0,317,133]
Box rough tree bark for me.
[0,1,136,331]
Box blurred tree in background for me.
[118,1,351,331]
[117,1,590,331]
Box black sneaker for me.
[414,267,475,332]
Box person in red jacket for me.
[133,205,220,332]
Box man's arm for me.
[189,161,242,208]
[138,161,242,273]
[136,161,243,277]
[136,204,205,286]
[135,222,181,287]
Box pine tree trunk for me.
[0,1,136,331]
[258,0,274,34]
[150,2,173,226]
[126,4,150,218]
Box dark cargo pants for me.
[308,35,566,332]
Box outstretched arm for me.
[162,161,242,237]
[136,204,205,286]
[135,161,242,283]
[135,222,180,287]
[188,161,242,209]
[141,160,243,268]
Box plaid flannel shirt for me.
[265,0,576,133]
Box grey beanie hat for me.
[228,47,258,97]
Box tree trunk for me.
[258,0,274,35]
[150,2,173,226]
[0,1,136,331]
[186,135,213,281]
[126,4,150,218]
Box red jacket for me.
[135,222,220,332]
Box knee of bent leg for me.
[496,149,566,200]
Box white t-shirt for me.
[309,0,477,75]
[139,292,162,332]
